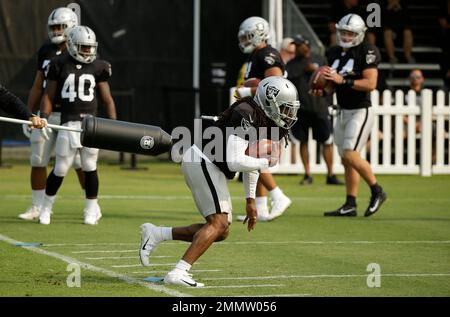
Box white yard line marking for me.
[202,273,450,281]
[85,256,172,260]
[72,250,137,254]
[198,284,284,289]
[0,233,191,297]
[112,263,178,268]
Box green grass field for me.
[1,161,450,297]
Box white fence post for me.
[420,89,433,177]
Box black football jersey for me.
[47,52,112,124]
[36,41,64,111]
[327,43,381,109]
[202,98,287,179]
[245,45,285,80]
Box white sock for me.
[255,196,268,208]
[269,187,284,201]
[160,227,173,241]
[42,195,56,211]
[85,198,98,210]
[32,190,45,207]
[255,197,269,217]
[174,259,191,272]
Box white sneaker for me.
[164,269,205,287]
[270,195,292,220]
[38,208,52,225]
[139,223,161,266]
[84,204,101,225]
[236,204,272,222]
[18,206,41,220]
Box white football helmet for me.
[67,26,98,64]
[254,76,300,130]
[335,14,367,48]
[47,7,78,44]
[238,17,270,54]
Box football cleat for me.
[38,208,53,225]
[364,190,387,217]
[164,270,204,288]
[84,204,102,225]
[18,206,41,220]
[324,205,357,217]
[139,223,161,266]
[326,175,344,185]
[300,175,313,185]
[270,195,292,220]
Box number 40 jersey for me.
[47,51,112,124]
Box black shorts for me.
[292,111,332,143]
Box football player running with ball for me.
[38,26,116,225]
[140,76,300,287]
[235,16,292,222]
[312,14,387,217]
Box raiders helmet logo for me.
[366,53,376,64]
[140,136,155,150]
[265,85,280,100]
[241,118,251,131]
[264,56,275,65]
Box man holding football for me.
[139,76,300,287]
[234,16,292,222]
[311,13,387,217]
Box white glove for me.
[22,124,32,138]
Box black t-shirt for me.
[327,43,381,109]
[245,45,285,80]
[201,98,287,179]
[287,53,330,113]
[47,52,112,124]
[36,42,65,111]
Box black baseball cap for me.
[292,34,310,46]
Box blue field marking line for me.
[15,243,43,247]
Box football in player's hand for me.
[309,66,335,95]
[243,77,261,88]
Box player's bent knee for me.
[215,225,230,242]
[30,154,45,167]
[54,158,72,177]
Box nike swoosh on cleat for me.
[181,279,197,287]
[141,237,150,250]
[369,200,380,213]
[339,208,355,214]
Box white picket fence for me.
[230,88,450,176]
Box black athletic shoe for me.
[326,175,344,185]
[300,175,313,185]
[364,190,387,217]
[324,205,357,217]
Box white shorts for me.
[334,107,374,156]
[182,146,232,222]
[30,112,82,169]
[53,121,99,177]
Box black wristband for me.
[342,78,354,88]
[40,112,49,119]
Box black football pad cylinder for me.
[81,117,172,156]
